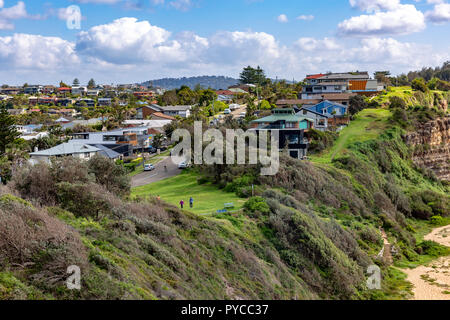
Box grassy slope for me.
[374,86,449,107]
[132,171,247,215]
[310,108,391,164]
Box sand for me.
[402,225,450,300]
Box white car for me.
[239,112,246,118]
[224,109,231,114]
[144,164,155,171]
[229,104,240,111]
[178,161,190,169]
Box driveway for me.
[131,156,180,187]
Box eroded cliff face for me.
[405,117,450,181]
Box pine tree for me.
[88,78,96,89]
[73,78,80,87]
[0,105,20,155]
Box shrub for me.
[389,96,407,109]
[430,215,444,225]
[244,197,270,215]
[411,78,428,93]
[87,155,131,196]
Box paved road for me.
[131,156,180,187]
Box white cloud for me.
[75,17,207,65]
[0,1,3,9]
[0,17,448,84]
[349,0,400,12]
[295,37,340,51]
[0,33,79,69]
[425,2,450,23]
[277,14,288,23]
[74,0,122,4]
[297,15,314,21]
[338,4,426,36]
[169,0,193,11]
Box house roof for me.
[297,107,330,118]
[151,112,176,120]
[160,105,192,112]
[252,114,314,123]
[276,99,321,105]
[30,142,100,157]
[305,73,326,80]
[89,144,121,159]
[320,93,356,100]
[55,117,70,122]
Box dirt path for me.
[402,225,450,300]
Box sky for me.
[0,0,449,85]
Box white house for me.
[72,86,87,96]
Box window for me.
[303,110,307,115]
[84,152,91,158]
[286,122,296,128]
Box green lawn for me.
[311,108,392,164]
[131,171,247,215]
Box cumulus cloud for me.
[277,14,288,23]
[75,17,207,65]
[0,33,79,69]
[0,17,448,84]
[349,0,400,12]
[338,4,426,36]
[297,15,314,21]
[0,0,3,8]
[425,2,450,23]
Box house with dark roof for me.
[296,107,329,131]
[250,108,314,159]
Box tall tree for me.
[87,78,96,89]
[73,78,80,87]
[239,66,267,85]
[0,105,20,155]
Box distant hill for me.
[142,76,239,90]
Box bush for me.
[430,215,444,225]
[87,155,131,196]
[411,78,428,93]
[244,197,270,215]
[389,96,407,109]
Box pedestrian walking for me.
[189,197,194,208]
[180,200,184,209]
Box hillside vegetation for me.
[1,87,449,300]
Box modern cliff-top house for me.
[250,108,314,159]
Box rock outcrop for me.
[405,117,450,181]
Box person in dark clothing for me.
[189,197,194,208]
[180,200,184,209]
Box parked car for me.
[224,109,231,114]
[144,164,155,171]
[229,104,240,110]
[239,112,246,118]
[178,161,190,169]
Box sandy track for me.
[402,225,450,300]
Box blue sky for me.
[0,0,449,85]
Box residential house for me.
[72,86,87,96]
[29,142,101,163]
[250,108,314,159]
[159,105,192,118]
[87,89,101,97]
[75,98,95,108]
[28,96,38,106]
[56,98,74,107]
[42,85,56,94]
[71,127,153,155]
[133,91,154,99]
[1,87,22,95]
[135,105,162,120]
[57,87,72,96]
[296,107,329,131]
[24,86,43,95]
[305,100,350,127]
[98,98,112,106]
[38,96,57,106]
